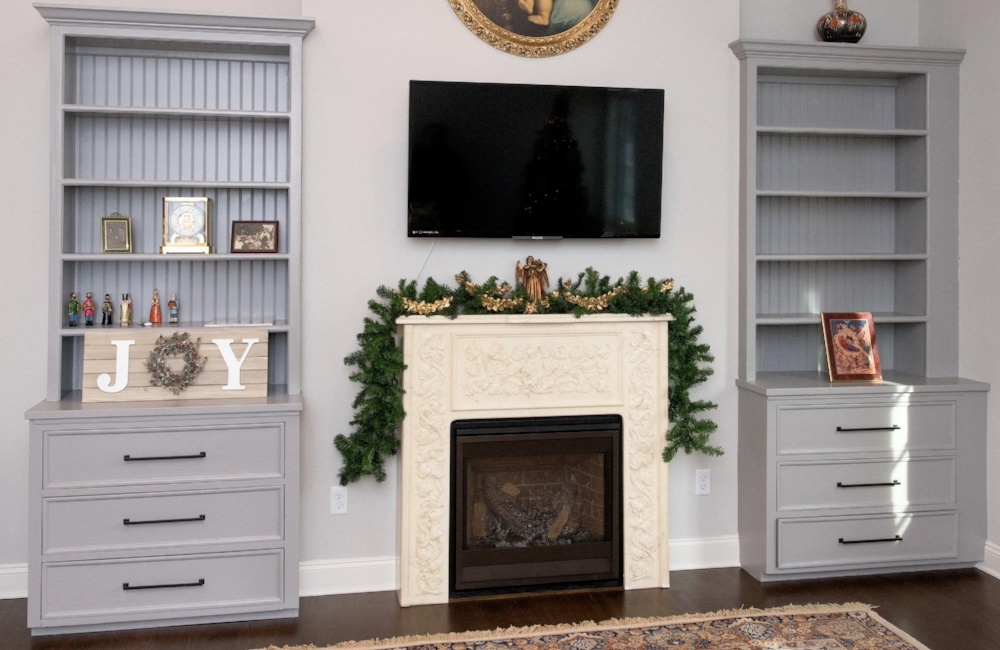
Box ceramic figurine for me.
[67,292,79,327]
[516,256,549,302]
[82,292,96,326]
[101,293,114,325]
[149,288,162,324]
[167,292,179,324]
[119,293,132,326]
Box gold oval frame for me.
[449,0,619,58]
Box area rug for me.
[259,602,930,649]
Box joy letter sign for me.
[82,328,269,403]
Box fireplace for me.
[396,314,671,606]
[451,415,622,596]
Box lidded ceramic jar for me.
[817,0,867,43]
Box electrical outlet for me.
[331,486,348,514]
[695,469,711,496]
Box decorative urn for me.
[817,0,867,43]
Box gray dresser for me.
[26,396,301,634]
[737,374,987,580]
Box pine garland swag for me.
[334,268,721,485]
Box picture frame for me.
[449,0,619,58]
[161,197,211,254]
[101,213,132,253]
[231,220,279,253]
[821,312,883,382]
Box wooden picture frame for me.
[101,213,132,253]
[162,197,211,254]
[821,312,883,382]
[230,221,279,253]
[449,0,619,58]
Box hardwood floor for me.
[4,567,1000,649]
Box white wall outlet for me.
[331,486,348,514]
[695,469,711,496]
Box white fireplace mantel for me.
[396,314,673,606]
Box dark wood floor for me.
[4,567,1000,649]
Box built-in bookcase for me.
[27,5,313,635]
[731,41,988,584]
[732,41,963,382]
[41,5,313,399]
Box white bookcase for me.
[27,4,313,634]
[731,40,989,581]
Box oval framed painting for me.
[449,0,619,58]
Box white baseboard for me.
[299,556,397,596]
[977,541,1000,579]
[668,535,742,571]
[296,537,742,597]
[5,538,991,601]
[0,563,28,599]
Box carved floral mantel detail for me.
[397,314,672,606]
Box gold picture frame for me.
[449,0,619,58]
[161,197,211,254]
[101,213,132,253]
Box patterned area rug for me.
[260,603,929,649]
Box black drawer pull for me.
[123,451,207,462]
[838,535,903,545]
[123,578,205,591]
[837,480,901,488]
[836,425,901,433]
[123,514,206,526]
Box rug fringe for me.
[258,602,885,650]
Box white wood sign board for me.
[82,328,268,402]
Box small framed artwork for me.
[821,312,883,382]
[231,221,279,253]
[161,197,211,254]
[101,213,132,253]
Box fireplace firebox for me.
[451,415,622,596]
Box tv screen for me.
[408,80,664,239]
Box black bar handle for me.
[123,578,205,590]
[123,514,206,526]
[123,452,207,462]
[836,425,901,433]
[837,480,901,488]
[838,535,903,545]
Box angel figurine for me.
[516,255,549,302]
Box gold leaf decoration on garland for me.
[145,331,206,395]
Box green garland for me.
[334,268,721,485]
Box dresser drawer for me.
[776,457,956,512]
[43,424,285,489]
[777,512,958,570]
[40,550,284,623]
[43,487,283,555]
[776,401,956,455]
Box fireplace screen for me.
[451,415,622,596]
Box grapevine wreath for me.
[146,332,207,395]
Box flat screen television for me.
[408,80,665,239]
